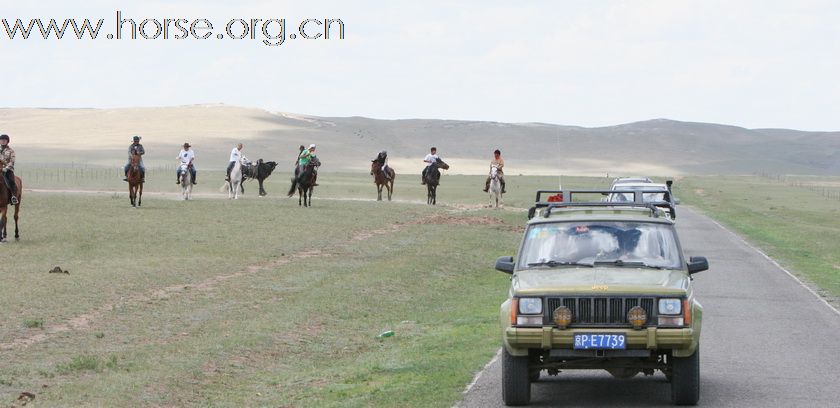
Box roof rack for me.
[528,189,675,220]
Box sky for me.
[2,0,839,130]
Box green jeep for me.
[496,190,708,406]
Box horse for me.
[488,164,503,208]
[423,158,449,205]
[0,175,22,242]
[242,159,277,196]
[127,152,143,207]
[287,157,320,207]
[175,163,192,200]
[371,161,395,201]
[228,158,242,199]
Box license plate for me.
[574,333,626,349]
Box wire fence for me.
[755,172,840,201]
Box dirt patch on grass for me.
[407,214,504,226]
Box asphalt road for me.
[458,207,840,407]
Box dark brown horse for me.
[127,152,143,207]
[287,157,320,207]
[423,158,449,205]
[371,161,395,201]
[0,174,22,242]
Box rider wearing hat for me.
[0,134,18,205]
[123,135,145,182]
[176,142,197,184]
[296,144,319,186]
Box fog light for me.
[516,316,542,326]
[658,316,684,326]
[553,306,572,329]
[627,306,647,329]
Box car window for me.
[520,221,682,269]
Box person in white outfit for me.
[421,146,439,185]
[176,142,197,184]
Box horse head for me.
[435,158,450,170]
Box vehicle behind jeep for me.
[495,190,708,406]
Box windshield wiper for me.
[593,260,669,269]
[527,260,594,268]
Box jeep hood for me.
[512,267,689,296]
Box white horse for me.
[180,164,193,200]
[228,157,243,199]
[488,164,503,208]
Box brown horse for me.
[127,152,143,207]
[370,161,395,201]
[0,174,22,242]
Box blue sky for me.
[2,0,839,130]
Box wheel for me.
[670,348,700,405]
[502,348,531,406]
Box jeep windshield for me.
[520,221,682,269]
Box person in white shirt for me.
[421,146,439,185]
[226,143,244,181]
[176,142,197,184]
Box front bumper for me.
[504,326,695,356]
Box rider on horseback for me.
[483,149,506,194]
[122,135,145,182]
[421,147,439,185]
[176,142,197,185]
[226,143,252,181]
[0,134,18,205]
[296,144,319,186]
[372,150,391,180]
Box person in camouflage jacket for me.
[0,134,18,205]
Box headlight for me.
[518,298,543,315]
[658,298,682,315]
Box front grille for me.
[546,297,657,327]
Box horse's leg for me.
[259,180,266,196]
[13,204,19,240]
[0,208,6,242]
[387,179,393,201]
[308,187,313,207]
[377,183,382,201]
[138,183,143,207]
[298,186,303,206]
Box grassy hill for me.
[2,105,838,176]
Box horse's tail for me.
[287,178,298,196]
[219,182,229,193]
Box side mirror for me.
[674,197,681,205]
[687,256,708,274]
[496,256,515,274]
[527,207,536,220]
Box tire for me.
[502,348,531,406]
[670,348,700,405]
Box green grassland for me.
[4,170,838,407]
[0,171,611,407]
[675,175,840,299]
